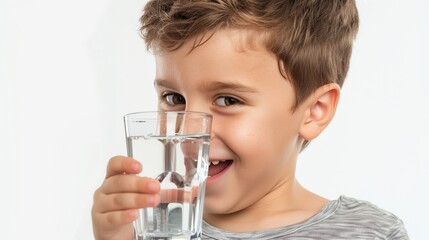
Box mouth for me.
[207,159,232,182]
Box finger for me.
[93,208,139,228]
[159,187,198,204]
[96,192,160,213]
[101,175,160,195]
[106,156,142,179]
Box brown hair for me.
[140,0,358,150]
[140,0,358,109]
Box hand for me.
[159,187,199,204]
[91,156,160,240]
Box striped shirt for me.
[202,196,409,240]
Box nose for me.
[184,103,210,116]
[177,111,212,137]
[184,103,219,144]
[178,111,212,172]
[181,102,212,133]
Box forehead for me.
[155,28,268,56]
[154,30,277,84]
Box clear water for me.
[127,134,210,240]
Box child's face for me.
[154,30,307,215]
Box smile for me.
[207,159,233,185]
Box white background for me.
[0,0,428,239]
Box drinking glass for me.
[124,111,212,240]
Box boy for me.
[92,0,409,239]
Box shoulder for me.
[335,195,401,223]
[326,195,409,239]
[201,196,409,240]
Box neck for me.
[204,179,330,232]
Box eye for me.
[162,92,186,105]
[214,96,242,107]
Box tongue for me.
[208,160,231,176]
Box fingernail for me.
[148,182,158,191]
[132,162,141,171]
[147,196,155,204]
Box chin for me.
[203,200,225,214]
[203,197,240,216]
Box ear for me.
[299,83,340,141]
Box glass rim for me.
[123,110,212,120]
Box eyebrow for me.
[203,81,258,93]
[154,78,258,93]
[153,78,258,93]
[154,78,176,89]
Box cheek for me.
[228,113,298,166]
[223,116,276,161]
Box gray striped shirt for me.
[202,196,409,239]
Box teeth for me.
[209,160,229,166]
